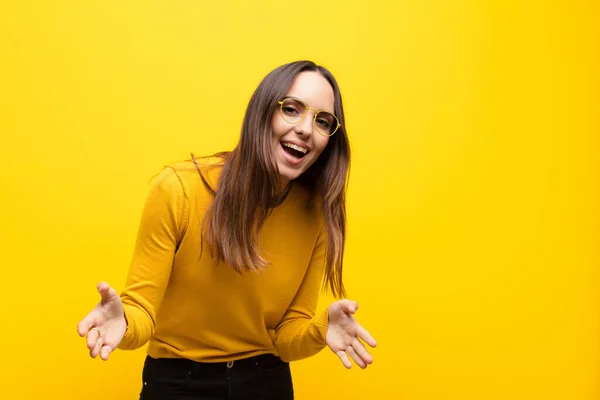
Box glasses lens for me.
[280,98,306,123]
[315,111,339,136]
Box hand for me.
[326,299,377,369]
[76,282,127,361]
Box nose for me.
[295,111,315,136]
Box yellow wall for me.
[1,1,598,399]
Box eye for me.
[282,105,299,116]
[316,119,330,128]
[316,116,332,129]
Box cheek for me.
[312,136,330,157]
[271,117,286,141]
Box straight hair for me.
[194,60,350,298]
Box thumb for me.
[97,282,119,304]
[340,299,359,315]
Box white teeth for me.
[282,142,308,154]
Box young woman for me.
[77,60,376,399]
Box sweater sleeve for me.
[117,167,189,350]
[271,225,330,362]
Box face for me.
[271,71,335,187]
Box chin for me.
[276,164,302,182]
[279,171,301,184]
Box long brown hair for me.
[194,60,350,298]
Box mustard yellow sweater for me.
[117,158,329,362]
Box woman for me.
[77,60,376,399]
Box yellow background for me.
[1,0,598,399]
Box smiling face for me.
[270,71,335,187]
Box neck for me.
[272,178,292,207]
[279,176,291,192]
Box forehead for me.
[285,71,335,113]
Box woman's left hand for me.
[326,299,377,369]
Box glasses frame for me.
[277,97,341,137]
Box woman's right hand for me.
[77,282,127,361]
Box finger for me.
[99,344,112,361]
[90,335,103,358]
[86,327,101,350]
[97,282,119,304]
[336,350,352,369]
[357,325,377,348]
[77,313,101,337]
[347,346,367,369]
[352,338,374,365]
[340,300,359,315]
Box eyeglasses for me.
[277,97,341,137]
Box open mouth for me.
[281,142,309,160]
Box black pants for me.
[139,354,294,400]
